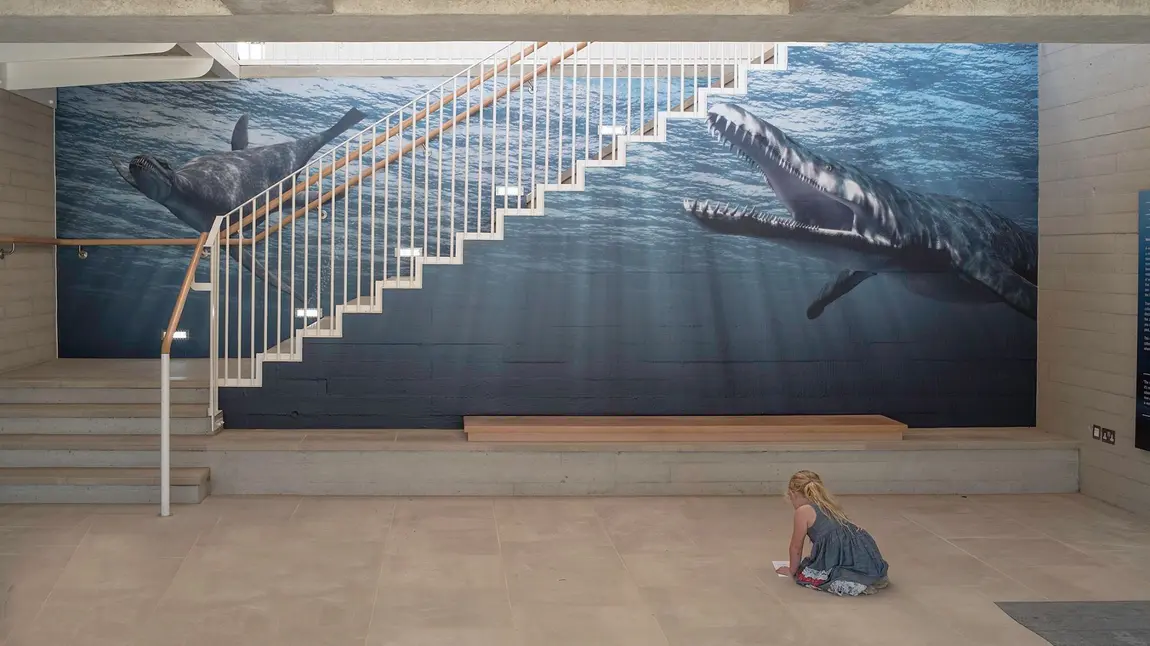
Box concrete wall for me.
[0,89,55,373]
[1038,44,1150,516]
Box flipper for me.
[110,157,138,189]
[231,114,249,151]
[958,252,1037,319]
[806,270,876,320]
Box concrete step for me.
[0,404,216,435]
[0,386,210,405]
[0,434,201,467]
[0,467,210,503]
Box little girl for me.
[774,470,890,596]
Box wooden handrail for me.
[160,233,208,354]
[0,235,200,246]
[224,41,549,238]
[250,42,590,246]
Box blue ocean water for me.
[55,42,1038,385]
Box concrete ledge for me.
[0,429,1078,497]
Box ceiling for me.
[2,0,1150,44]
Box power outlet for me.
[1093,424,1116,445]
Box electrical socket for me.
[1093,425,1116,445]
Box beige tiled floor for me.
[1,494,1148,646]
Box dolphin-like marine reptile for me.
[112,107,367,296]
[682,103,1038,320]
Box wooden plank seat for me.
[463,415,906,443]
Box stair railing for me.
[210,42,777,392]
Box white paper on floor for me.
[772,561,790,577]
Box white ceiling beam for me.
[219,0,334,14]
[0,56,214,91]
[179,42,240,79]
[0,43,175,63]
[789,0,915,13]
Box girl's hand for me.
[775,565,791,576]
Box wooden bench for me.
[463,415,906,443]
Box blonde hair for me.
[787,470,850,526]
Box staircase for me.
[0,42,788,511]
[205,41,784,389]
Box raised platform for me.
[464,415,907,442]
[0,427,1078,498]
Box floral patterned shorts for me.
[795,567,886,597]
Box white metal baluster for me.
[584,43,590,166]
[249,195,256,380]
[449,88,458,256]
[516,52,525,210]
[570,44,578,181]
[612,43,619,160]
[334,151,342,325]
[289,176,296,354]
[409,108,417,285]
[477,62,485,236]
[396,107,405,280]
[598,44,604,159]
[436,86,444,257]
[639,44,645,136]
[680,44,686,111]
[557,43,564,185]
[160,352,169,516]
[223,213,230,384]
[707,42,713,90]
[464,70,472,236]
[503,51,512,213]
[276,185,283,358]
[355,137,363,304]
[383,117,391,283]
[666,42,672,116]
[263,188,270,362]
[489,62,499,234]
[209,219,219,408]
[529,45,538,207]
[369,127,377,306]
[314,161,322,330]
[423,96,431,255]
[693,43,699,113]
[624,44,632,137]
[304,166,313,336]
[543,49,552,194]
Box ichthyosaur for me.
[682,103,1038,320]
[111,107,367,297]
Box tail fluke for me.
[322,107,367,144]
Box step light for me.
[495,186,522,197]
[600,125,629,136]
[296,308,321,319]
[397,247,422,258]
[161,330,189,340]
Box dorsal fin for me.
[231,114,250,151]
[806,270,876,320]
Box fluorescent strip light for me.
[495,186,522,197]
[600,125,628,136]
[296,308,321,318]
[397,247,423,258]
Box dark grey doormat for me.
[997,601,1150,646]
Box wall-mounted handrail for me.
[224,41,549,237]
[0,235,201,246]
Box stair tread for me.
[0,403,206,418]
[0,466,210,486]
